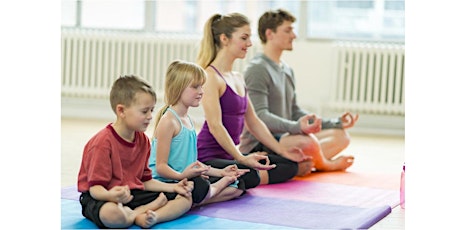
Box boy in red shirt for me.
[77,75,193,228]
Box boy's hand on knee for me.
[111,185,133,204]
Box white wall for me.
[282,40,335,114]
[61,39,335,118]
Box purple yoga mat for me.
[250,180,400,208]
[189,195,391,229]
[61,185,80,201]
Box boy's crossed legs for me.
[99,191,191,228]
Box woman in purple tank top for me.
[195,13,309,190]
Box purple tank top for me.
[197,65,247,162]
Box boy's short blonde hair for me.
[109,75,156,113]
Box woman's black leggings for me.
[251,141,299,184]
[203,152,298,190]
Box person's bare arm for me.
[244,98,308,163]
[201,68,275,170]
[144,178,193,198]
[154,111,184,180]
[89,185,133,204]
[201,68,247,162]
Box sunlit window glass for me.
[61,0,77,26]
[307,0,404,42]
[154,0,198,32]
[81,0,144,30]
[153,0,300,35]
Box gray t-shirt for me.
[239,53,341,153]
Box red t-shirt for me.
[77,124,152,192]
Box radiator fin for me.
[331,42,405,115]
[61,29,259,101]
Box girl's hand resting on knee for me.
[221,164,250,177]
[182,161,210,179]
[174,178,194,197]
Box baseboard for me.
[61,97,115,121]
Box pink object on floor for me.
[400,163,405,209]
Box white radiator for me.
[62,29,197,99]
[61,29,258,100]
[329,41,405,116]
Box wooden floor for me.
[61,117,405,229]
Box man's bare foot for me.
[316,155,354,171]
[297,160,314,177]
[145,192,168,211]
[135,210,157,228]
[332,155,354,170]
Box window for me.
[82,0,144,30]
[62,0,145,30]
[153,0,300,35]
[61,0,404,42]
[61,0,77,27]
[306,0,405,42]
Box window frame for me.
[61,0,404,43]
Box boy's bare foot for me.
[135,210,158,228]
[145,192,168,211]
[144,210,158,228]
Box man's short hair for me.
[258,9,296,44]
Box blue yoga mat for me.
[61,177,397,229]
[61,199,297,229]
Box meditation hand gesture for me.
[300,114,322,134]
[182,161,210,179]
[221,164,250,177]
[239,153,277,171]
[173,178,193,198]
[340,112,359,129]
[110,185,133,204]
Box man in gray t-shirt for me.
[240,9,359,175]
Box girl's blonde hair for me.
[154,60,207,130]
[196,13,250,68]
